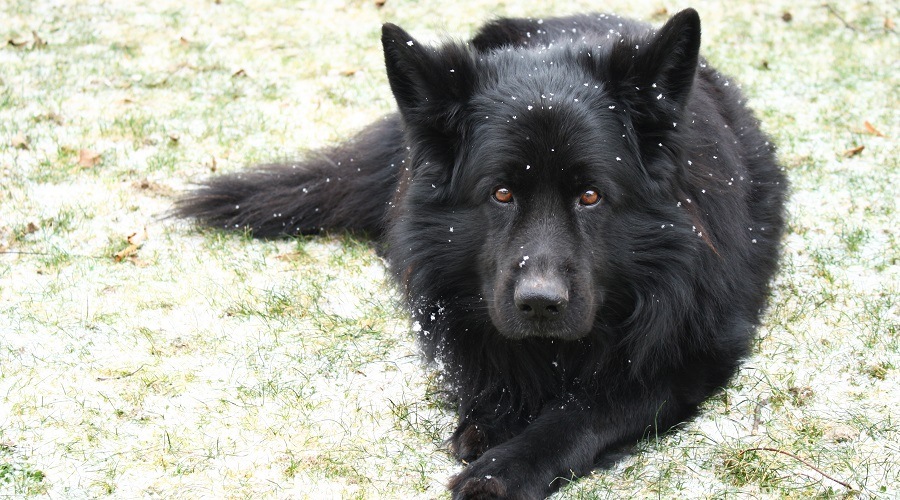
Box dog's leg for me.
[448,386,685,499]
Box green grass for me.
[1,0,898,498]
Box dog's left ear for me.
[382,24,476,137]
[600,8,702,131]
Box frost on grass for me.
[1,0,898,498]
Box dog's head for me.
[383,10,703,340]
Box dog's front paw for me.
[448,469,508,500]
[449,421,491,462]
[448,452,541,500]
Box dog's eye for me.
[493,187,513,203]
[579,189,601,206]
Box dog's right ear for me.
[382,24,476,135]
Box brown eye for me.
[579,189,601,206]
[493,187,513,203]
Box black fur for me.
[176,9,787,499]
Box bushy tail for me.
[175,114,405,238]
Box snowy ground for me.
[1,0,897,498]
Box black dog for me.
[177,8,787,499]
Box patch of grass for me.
[718,446,787,490]
[116,112,153,140]
[839,225,869,255]
[0,444,47,496]
[224,282,316,324]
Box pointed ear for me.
[603,8,702,130]
[381,23,475,134]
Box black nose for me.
[514,278,569,320]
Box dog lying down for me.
[177,8,787,499]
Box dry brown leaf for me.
[132,179,175,197]
[9,32,46,49]
[11,133,29,150]
[127,227,148,246]
[886,17,895,30]
[275,251,308,262]
[374,0,387,7]
[7,36,29,47]
[232,68,247,78]
[340,68,359,76]
[78,149,102,168]
[39,112,64,125]
[842,145,865,158]
[114,244,140,262]
[114,227,148,262]
[31,31,46,48]
[863,121,885,137]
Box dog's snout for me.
[514,278,569,320]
